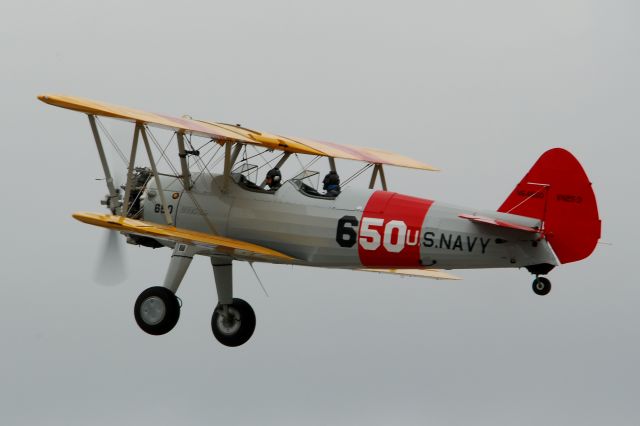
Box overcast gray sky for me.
[1,1,638,425]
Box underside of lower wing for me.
[72,212,296,263]
[359,268,461,280]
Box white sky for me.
[1,1,638,425]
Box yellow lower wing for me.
[73,212,295,262]
[360,268,461,280]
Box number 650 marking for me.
[336,215,419,252]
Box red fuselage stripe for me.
[358,191,434,267]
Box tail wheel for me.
[134,286,180,335]
[211,298,256,347]
[532,277,552,296]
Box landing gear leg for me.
[532,276,552,296]
[134,244,196,335]
[210,256,256,347]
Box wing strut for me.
[368,164,388,191]
[221,142,243,193]
[140,126,173,226]
[379,164,388,190]
[230,142,243,166]
[260,152,291,188]
[88,115,121,214]
[368,164,379,189]
[176,132,192,191]
[328,156,337,172]
[222,142,233,193]
[122,124,141,216]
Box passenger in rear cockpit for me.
[322,171,341,197]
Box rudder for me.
[498,148,601,264]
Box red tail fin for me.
[498,148,601,264]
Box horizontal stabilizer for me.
[458,214,540,233]
[359,268,461,280]
[73,212,295,262]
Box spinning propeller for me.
[94,148,129,286]
[94,227,127,285]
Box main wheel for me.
[532,276,552,296]
[134,286,180,335]
[211,298,256,347]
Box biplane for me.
[39,94,601,347]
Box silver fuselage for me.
[141,173,557,270]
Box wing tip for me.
[72,211,92,222]
[37,93,53,104]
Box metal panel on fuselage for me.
[226,182,368,265]
[144,175,233,236]
[142,181,183,226]
[419,203,556,269]
[145,173,370,265]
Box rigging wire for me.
[249,262,269,298]
[146,127,178,177]
[244,147,273,163]
[188,136,221,178]
[256,151,284,171]
[192,137,214,152]
[191,143,224,186]
[95,117,129,166]
[294,154,321,176]
[144,126,218,234]
[247,145,280,172]
[342,163,374,188]
[181,133,225,183]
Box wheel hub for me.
[216,307,241,335]
[140,296,166,325]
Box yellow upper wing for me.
[38,94,438,171]
[73,212,295,262]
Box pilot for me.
[265,167,282,190]
[322,170,341,197]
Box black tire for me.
[211,298,256,347]
[134,286,180,335]
[532,277,552,296]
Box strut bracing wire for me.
[342,163,374,188]
[146,126,178,178]
[256,151,284,171]
[249,262,269,298]
[95,117,129,167]
[144,126,218,234]
[244,148,274,163]
[294,154,321,175]
[192,143,223,186]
